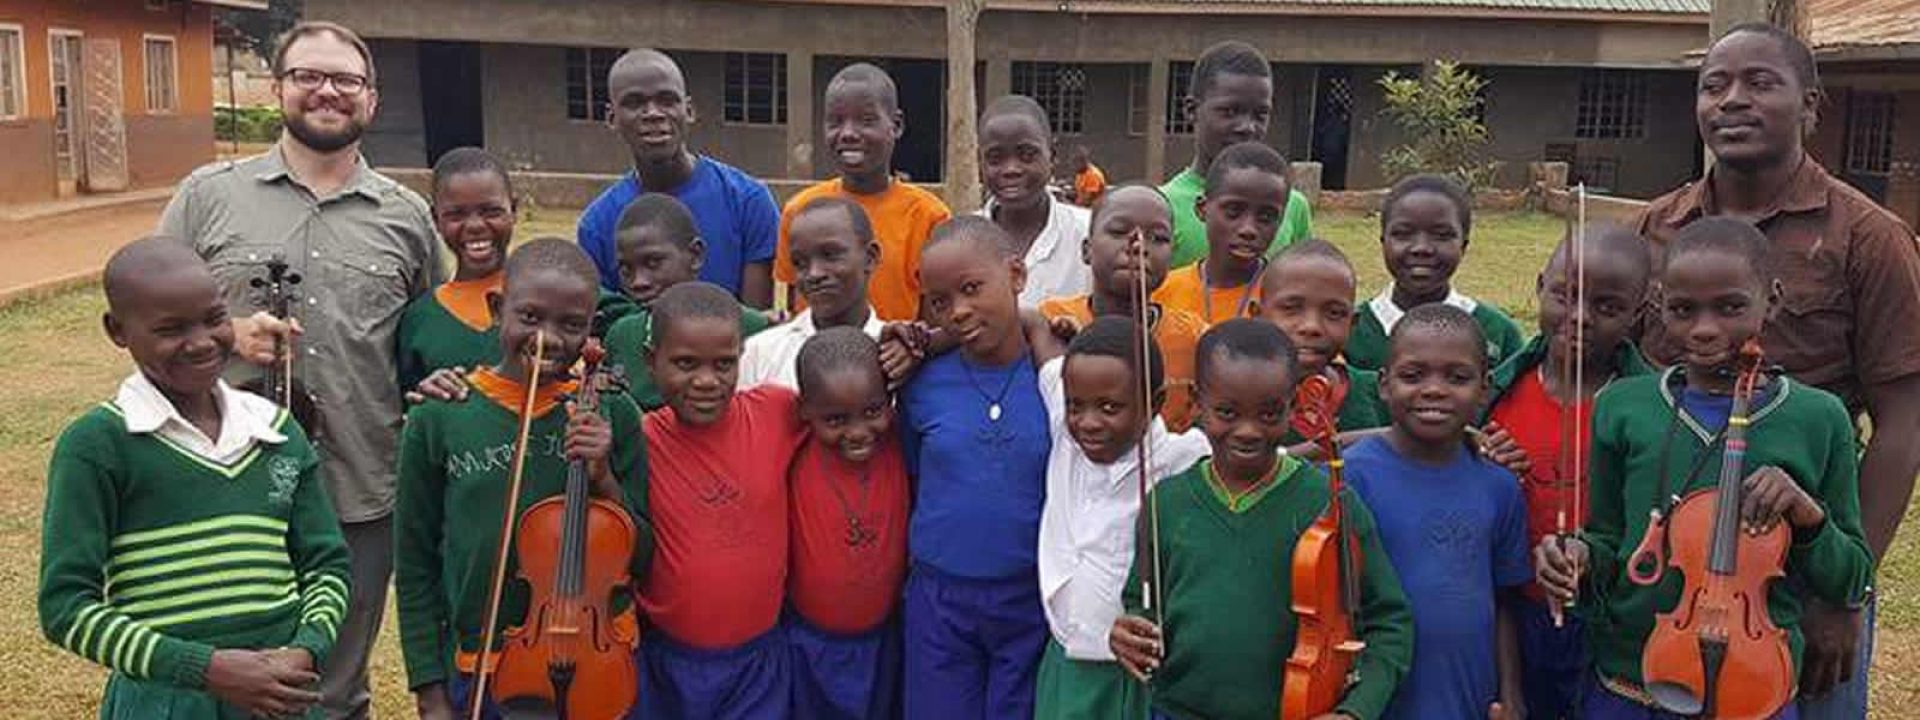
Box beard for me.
[284,108,366,153]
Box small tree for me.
[1377,61,1500,189]
[219,0,303,61]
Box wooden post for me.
[945,0,987,213]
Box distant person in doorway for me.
[1072,145,1108,208]
[158,21,440,720]
[576,49,780,308]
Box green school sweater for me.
[1581,369,1872,689]
[602,304,771,409]
[1483,334,1656,422]
[1346,297,1526,372]
[396,292,501,392]
[1124,459,1414,720]
[391,385,652,689]
[1283,366,1389,447]
[38,404,351,692]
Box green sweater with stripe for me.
[602,304,770,409]
[1581,369,1873,689]
[1346,298,1526,372]
[1124,459,1414,720]
[392,386,652,690]
[396,292,500,392]
[37,403,351,692]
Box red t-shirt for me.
[788,433,910,634]
[1488,368,1593,602]
[638,386,805,649]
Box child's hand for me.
[262,646,313,674]
[232,311,304,367]
[1109,614,1163,682]
[204,648,321,718]
[1476,422,1532,478]
[408,367,471,404]
[566,402,618,498]
[414,683,455,720]
[1533,536,1588,605]
[1490,701,1525,720]
[1742,465,1825,534]
[1048,315,1082,342]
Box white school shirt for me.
[1035,357,1210,660]
[736,306,887,391]
[977,198,1091,308]
[114,373,288,465]
[1366,283,1479,335]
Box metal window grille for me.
[724,52,788,125]
[1125,64,1148,136]
[1166,61,1194,135]
[1845,91,1897,176]
[145,37,177,113]
[0,29,20,120]
[1011,61,1086,135]
[565,47,618,121]
[1575,70,1647,140]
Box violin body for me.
[492,495,639,720]
[1283,513,1365,720]
[1640,486,1793,720]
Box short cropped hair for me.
[794,195,877,248]
[617,193,700,249]
[980,94,1050,136]
[924,215,1015,259]
[647,281,740,349]
[1667,216,1771,281]
[1066,316,1166,401]
[1191,41,1270,101]
[1382,173,1474,240]
[1195,318,1298,392]
[1264,237,1355,284]
[1388,302,1488,369]
[827,63,900,113]
[1204,141,1289,192]
[503,236,598,291]
[431,146,515,202]
[796,326,885,399]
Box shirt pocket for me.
[325,250,412,329]
[1774,251,1849,349]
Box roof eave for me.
[749,0,1706,23]
[1817,43,1920,62]
[191,0,270,10]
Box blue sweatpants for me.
[787,611,902,720]
[1583,679,1800,720]
[902,563,1049,720]
[641,626,791,720]
[1517,597,1589,719]
[1798,597,1875,720]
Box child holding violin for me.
[392,238,652,720]
[1536,218,1872,720]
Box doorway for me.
[418,41,484,165]
[50,30,83,195]
[1310,66,1354,190]
[882,58,944,183]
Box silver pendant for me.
[989,403,1002,421]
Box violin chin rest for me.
[1646,682,1704,716]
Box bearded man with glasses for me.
[158,20,440,720]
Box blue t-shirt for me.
[1678,383,1777,435]
[576,156,780,295]
[1343,436,1532,720]
[899,351,1051,579]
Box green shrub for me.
[1377,62,1501,190]
[215,106,284,143]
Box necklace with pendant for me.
[961,354,1020,422]
[816,445,877,548]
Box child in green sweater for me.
[1255,238,1389,456]
[1110,319,1414,720]
[1346,175,1524,371]
[602,193,770,408]
[39,238,352,719]
[1535,217,1872,719]
[397,147,516,391]
[393,238,652,719]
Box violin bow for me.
[1131,228,1167,648]
[467,331,545,719]
[1550,183,1589,628]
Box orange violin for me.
[1627,339,1792,719]
[1281,373,1366,719]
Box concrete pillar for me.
[1290,161,1323,202]
[1146,58,1170,183]
[785,49,815,180]
[985,57,1011,103]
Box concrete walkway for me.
[0,198,166,308]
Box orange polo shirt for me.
[1152,264,1262,326]
[777,178,952,322]
[1036,294,1204,432]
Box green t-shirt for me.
[1161,167,1314,269]
[1125,459,1413,720]
[602,304,772,409]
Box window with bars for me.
[1011,61,1087,135]
[1166,61,1195,135]
[144,36,178,114]
[1576,70,1648,139]
[1126,65,1148,136]
[565,47,620,121]
[724,52,787,125]
[1845,91,1897,176]
[0,27,20,121]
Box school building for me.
[307,0,1718,199]
[1803,0,1920,227]
[0,0,259,204]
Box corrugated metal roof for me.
[1074,0,1706,13]
[1809,0,1920,50]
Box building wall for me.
[0,0,215,203]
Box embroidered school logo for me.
[267,456,301,510]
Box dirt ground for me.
[0,200,166,299]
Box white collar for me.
[791,306,886,338]
[979,197,1070,264]
[1368,283,1478,334]
[115,373,287,446]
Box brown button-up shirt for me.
[160,145,442,522]
[1636,159,1920,414]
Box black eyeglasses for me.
[281,68,369,95]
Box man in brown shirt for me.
[1636,23,1920,717]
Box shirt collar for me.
[1368,283,1477,333]
[980,197,1069,264]
[1658,154,1828,229]
[253,142,384,202]
[115,373,288,444]
[794,306,886,337]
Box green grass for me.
[0,210,1909,717]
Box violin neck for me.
[1707,393,1755,576]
